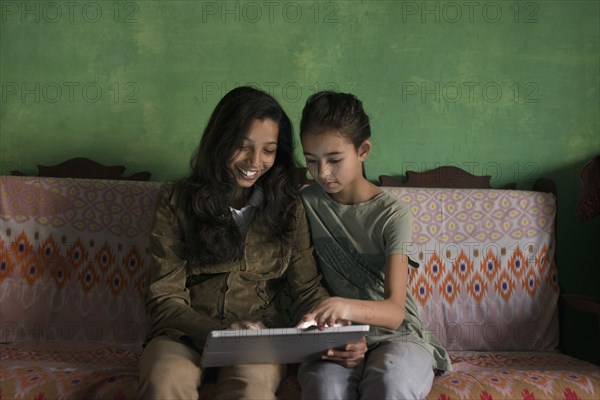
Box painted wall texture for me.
[1,1,599,363]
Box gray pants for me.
[298,340,436,400]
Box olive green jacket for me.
[144,184,329,352]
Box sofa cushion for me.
[383,187,559,352]
[427,351,600,400]
[0,342,140,400]
[3,344,598,400]
[0,177,162,345]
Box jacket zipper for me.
[219,272,232,324]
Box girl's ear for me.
[358,140,372,161]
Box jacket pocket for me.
[243,241,289,280]
[186,258,241,276]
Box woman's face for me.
[228,118,279,189]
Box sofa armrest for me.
[560,294,600,316]
[559,294,600,348]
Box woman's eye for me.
[328,159,341,164]
[305,159,317,164]
[264,148,276,154]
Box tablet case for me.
[201,325,370,367]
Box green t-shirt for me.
[301,184,452,371]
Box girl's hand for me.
[322,336,367,368]
[300,297,353,329]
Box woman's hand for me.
[228,320,266,330]
[300,297,353,329]
[322,336,367,368]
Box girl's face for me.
[302,130,368,197]
[228,118,279,189]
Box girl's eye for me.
[305,159,317,164]
[264,148,276,155]
[328,159,341,164]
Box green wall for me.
[1,1,599,362]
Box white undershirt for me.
[229,186,263,238]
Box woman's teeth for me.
[237,166,258,178]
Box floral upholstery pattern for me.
[1,177,158,345]
[426,351,600,400]
[1,176,159,400]
[384,187,559,351]
[0,176,598,399]
[0,343,139,400]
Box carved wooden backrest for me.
[379,166,518,190]
[10,157,151,181]
[576,154,600,223]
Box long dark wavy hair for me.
[177,86,299,265]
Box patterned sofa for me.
[1,174,599,400]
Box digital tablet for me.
[201,325,370,368]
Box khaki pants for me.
[137,335,286,400]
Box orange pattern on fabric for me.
[95,242,115,273]
[467,271,487,304]
[66,239,88,270]
[508,246,528,278]
[413,274,432,306]
[134,271,148,298]
[444,374,470,391]
[522,269,539,297]
[419,361,600,400]
[107,269,127,297]
[558,371,589,386]
[408,241,554,307]
[0,231,152,295]
[12,231,33,264]
[49,257,70,289]
[440,273,460,305]
[426,252,446,284]
[481,248,501,281]
[0,237,14,282]
[21,254,43,286]
[494,270,515,302]
[524,371,552,390]
[39,235,59,265]
[122,247,143,277]
[536,244,549,270]
[13,366,50,395]
[77,264,99,293]
[485,371,512,390]
[453,250,473,282]
[545,261,560,293]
